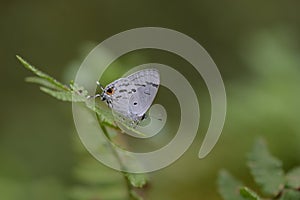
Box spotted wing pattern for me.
[127,69,159,117]
[104,69,160,122]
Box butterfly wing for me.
[107,78,132,118]
[105,69,160,122]
[127,69,160,118]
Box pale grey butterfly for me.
[95,69,160,126]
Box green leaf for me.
[91,104,116,127]
[286,167,300,188]
[124,173,147,188]
[17,55,69,91]
[240,187,261,200]
[218,170,245,200]
[69,82,89,99]
[25,77,63,90]
[279,189,300,200]
[40,87,73,102]
[247,139,285,196]
[40,87,117,127]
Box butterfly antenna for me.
[96,81,104,91]
[87,81,104,99]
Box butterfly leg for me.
[141,113,147,121]
[87,94,101,99]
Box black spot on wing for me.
[119,89,127,93]
[144,91,151,95]
[146,81,159,88]
[120,83,130,87]
[134,84,146,87]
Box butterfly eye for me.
[106,87,114,95]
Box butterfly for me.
[93,69,160,125]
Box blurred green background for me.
[1,1,300,199]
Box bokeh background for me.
[1,1,300,199]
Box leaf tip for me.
[16,55,29,68]
[16,55,24,62]
[240,186,261,200]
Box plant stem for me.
[96,114,136,200]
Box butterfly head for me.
[99,83,115,107]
